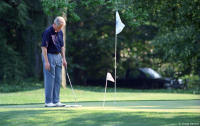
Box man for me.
[41,16,67,107]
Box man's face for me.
[54,23,64,32]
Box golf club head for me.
[65,105,82,108]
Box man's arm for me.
[41,47,50,71]
[61,47,67,67]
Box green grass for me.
[0,85,200,105]
[0,108,200,126]
[0,84,200,126]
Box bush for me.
[182,75,200,92]
[0,80,43,93]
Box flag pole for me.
[114,30,117,104]
[114,2,125,105]
[114,0,118,105]
[103,78,108,107]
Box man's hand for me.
[41,47,50,71]
[45,62,50,71]
[63,59,67,68]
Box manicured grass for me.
[0,84,200,126]
[0,85,200,105]
[0,108,200,126]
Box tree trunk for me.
[61,12,67,88]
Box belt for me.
[48,52,60,55]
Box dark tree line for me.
[0,0,199,85]
[0,0,46,82]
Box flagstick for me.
[114,10,125,105]
[103,78,108,107]
[114,32,117,104]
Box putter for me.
[65,66,82,107]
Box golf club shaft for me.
[65,67,77,103]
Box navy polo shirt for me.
[41,26,64,53]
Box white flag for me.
[106,72,115,82]
[116,11,125,34]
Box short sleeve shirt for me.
[41,26,64,53]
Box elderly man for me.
[41,16,67,107]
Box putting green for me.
[1,100,199,113]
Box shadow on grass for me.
[0,109,200,126]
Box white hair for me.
[54,16,66,27]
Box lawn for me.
[1,108,200,126]
[0,84,200,126]
[0,85,200,105]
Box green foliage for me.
[0,0,46,82]
[152,26,199,76]
[0,1,12,13]
[41,0,68,16]
[0,1,29,82]
[0,80,42,93]
[150,0,200,75]
[66,0,161,83]
[182,75,200,90]
[65,0,123,83]
[0,38,25,82]
[1,0,200,84]
[67,1,80,22]
[116,0,200,77]
[0,0,29,27]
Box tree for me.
[0,0,47,83]
[0,0,29,82]
[113,0,200,78]
[148,0,200,77]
